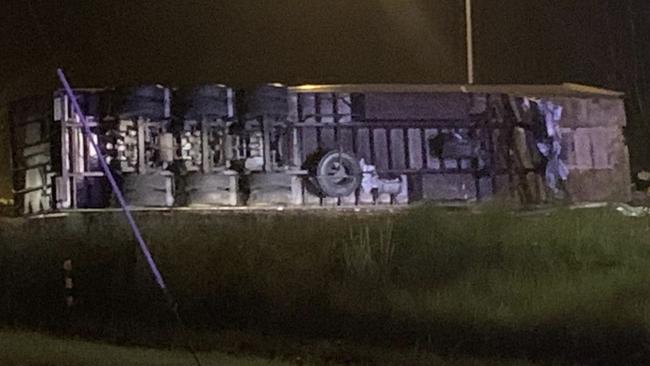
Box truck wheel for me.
[245,84,289,118]
[118,85,167,120]
[180,84,232,119]
[315,151,361,197]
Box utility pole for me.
[465,0,475,84]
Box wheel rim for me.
[315,151,361,197]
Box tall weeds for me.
[342,221,395,283]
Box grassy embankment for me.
[0,329,291,366]
[0,328,547,366]
[2,205,650,365]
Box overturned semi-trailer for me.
[8,83,630,215]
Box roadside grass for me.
[0,329,291,366]
[0,329,545,366]
[2,205,650,364]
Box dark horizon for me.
[2,1,643,94]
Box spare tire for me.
[314,151,361,197]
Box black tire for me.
[245,84,289,118]
[180,84,232,119]
[73,91,103,117]
[185,173,233,191]
[120,100,166,120]
[122,85,166,100]
[246,173,294,206]
[122,173,174,207]
[118,85,167,120]
[75,177,111,208]
[191,84,230,99]
[314,151,361,197]
[248,173,292,190]
[185,173,238,206]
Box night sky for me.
[1,0,648,197]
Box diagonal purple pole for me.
[58,70,202,366]
[56,69,168,293]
